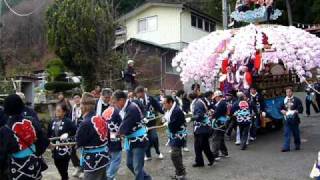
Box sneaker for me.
[183,147,190,152]
[220,154,230,158]
[208,160,214,166]
[144,156,152,161]
[171,175,186,180]
[72,167,81,177]
[250,137,256,141]
[281,149,290,152]
[235,141,241,145]
[157,153,164,159]
[78,172,84,179]
[215,157,221,161]
[192,163,204,168]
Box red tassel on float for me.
[254,51,262,71]
[221,59,229,74]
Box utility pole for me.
[286,0,293,26]
[222,0,228,30]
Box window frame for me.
[137,16,158,33]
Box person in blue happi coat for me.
[76,93,110,180]
[102,95,123,180]
[211,90,229,158]
[191,91,215,167]
[0,94,49,180]
[48,103,77,180]
[114,90,152,180]
[0,108,9,180]
[163,95,187,180]
[248,86,265,141]
[280,87,303,152]
[135,86,164,161]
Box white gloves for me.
[262,112,266,117]
[60,133,69,141]
[186,117,192,123]
[143,118,149,124]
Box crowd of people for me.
[0,80,306,180]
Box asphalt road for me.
[43,93,320,180]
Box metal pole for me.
[222,0,228,30]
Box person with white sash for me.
[96,88,112,116]
[163,96,187,180]
[114,90,152,180]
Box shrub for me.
[44,81,80,92]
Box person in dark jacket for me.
[280,87,303,152]
[211,90,229,158]
[163,96,187,180]
[225,92,237,138]
[114,90,151,180]
[191,92,215,167]
[102,104,122,180]
[0,94,49,180]
[76,93,109,180]
[124,60,137,91]
[314,80,320,109]
[305,86,319,116]
[248,87,265,141]
[48,103,77,180]
[135,86,164,161]
[0,108,8,180]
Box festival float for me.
[172,0,320,128]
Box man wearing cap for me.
[211,90,229,158]
[96,88,113,116]
[124,60,137,91]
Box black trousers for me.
[194,133,214,165]
[226,117,237,137]
[212,130,228,157]
[250,115,259,138]
[239,124,250,149]
[70,147,80,167]
[54,158,70,180]
[305,98,319,116]
[171,147,186,176]
[146,129,161,157]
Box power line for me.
[3,0,46,17]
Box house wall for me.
[118,41,182,92]
[180,11,210,43]
[124,6,182,46]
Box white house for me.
[116,2,222,51]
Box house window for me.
[191,13,216,33]
[165,57,179,74]
[210,23,216,32]
[138,16,158,33]
[204,21,210,32]
[197,17,203,29]
[191,15,197,27]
